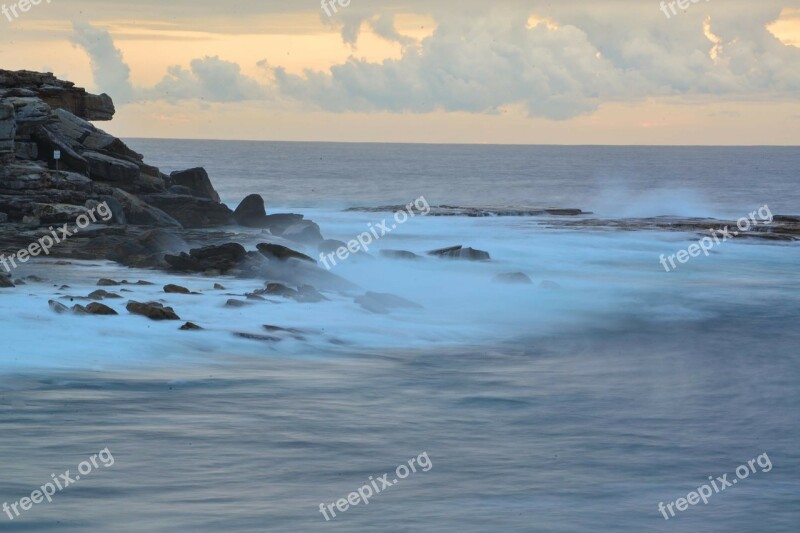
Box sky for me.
[1,0,799,144]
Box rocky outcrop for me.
[1,69,229,232]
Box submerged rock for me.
[428,245,491,261]
[493,272,533,284]
[48,300,68,313]
[257,243,315,263]
[164,284,191,294]
[354,292,423,314]
[380,249,420,260]
[85,302,118,315]
[180,321,203,331]
[126,301,181,320]
[165,243,247,274]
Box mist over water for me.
[2,141,798,531]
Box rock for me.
[87,289,122,300]
[282,220,324,244]
[138,228,187,254]
[225,299,251,308]
[428,245,491,261]
[85,302,118,315]
[319,239,347,255]
[295,284,327,303]
[180,322,203,331]
[141,193,233,228]
[234,332,281,342]
[83,151,140,182]
[257,243,315,263]
[97,278,120,286]
[263,282,298,298]
[169,168,221,202]
[126,301,181,320]
[539,280,562,289]
[165,243,247,274]
[113,188,182,228]
[380,249,420,260]
[213,283,226,290]
[233,194,267,227]
[25,275,46,282]
[0,70,115,121]
[98,196,126,225]
[164,284,191,294]
[493,272,533,284]
[354,292,423,314]
[48,300,69,313]
[262,213,305,234]
[71,304,89,314]
[263,325,306,340]
[0,212,8,223]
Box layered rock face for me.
[0,69,232,228]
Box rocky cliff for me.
[0,69,232,229]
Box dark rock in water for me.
[71,304,89,315]
[233,194,267,227]
[282,220,324,244]
[180,322,203,331]
[213,283,225,290]
[295,284,327,303]
[97,278,120,286]
[539,280,562,289]
[259,282,325,302]
[428,245,490,261]
[88,289,122,300]
[14,279,25,285]
[126,301,180,320]
[234,332,281,342]
[138,228,187,254]
[225,298,251,308]
[85,302,118,315]
[141,193,233,228]
[263,325,306,340]
[25,275,46,282]
[319,239,347,255]
[246,293,266,301]
[494,272,533,284]
[263,282,297,298]
[263,213,305,234]
[169,168,221,202]
[0,276,15,288]
[128,280,155,286]
[48,300,68,313]
[164,284,191,294]
[355,292,424,314]
[257,243,315,263]
[165,243,247,274]
[380,249,420,260]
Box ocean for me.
[0,141,798,531]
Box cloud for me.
[145,56,271,103]
[70,21,134,103]
[69,4,800,120]
[272,4,800,119]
